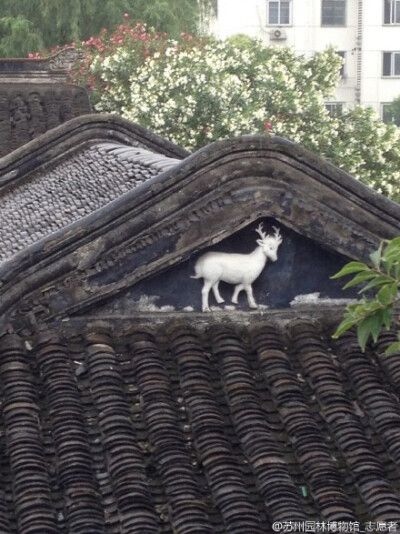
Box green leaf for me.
[371,313,384,343]
[389,282,398,298]
[362,299,384,313]
[345,302,359,314]
[393,263,400,279]
[370,247,382,269]
[382,258,394,275]
[383,237,400,252]
[357,314,382,351]
[359,275,391,293]
[381,249,400,273]
[331,262,370,279]
[342,271,376,290]
[382,240,400,266]
[332,318,358,339]
[377,283,397,305]
[382,305,394,329]
[385,342,400,356]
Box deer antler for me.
[272,226,282,243]
[255,223,267,240]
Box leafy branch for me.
[331,238,400,354]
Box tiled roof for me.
[0,49,92,156]
[1,318,400,532]
[0,142,181,264]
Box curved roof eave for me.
[0,113,190,190]
[0,133,399,323]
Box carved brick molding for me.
[48,49,84,72]
[0,48,83,81]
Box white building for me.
[208,0,400,122]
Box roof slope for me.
[0,114,188,264]
[1,319,399,533]
[0,142,180,262]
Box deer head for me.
[255,223,282,262]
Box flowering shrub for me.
[91,36,342,151]
[76,21,171,104]
[29,20,171,102]
[117,42,336,150]
[321,107,400,198]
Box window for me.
[382,103,393,123]
[383,52,400,76]
[384,0,400,24]
[382,103,400,125]
[321,0,346,26]
[381,102,400,126]
[325,102,344,116]
[268,0,291,25]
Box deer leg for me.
[245,284,258,309]
[201,280,213,312]
[232,284,244,304]
[212,281,224,304]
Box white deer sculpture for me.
[191,223,283,312]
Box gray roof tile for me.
[0,142,180,263]
[1,320,399,530]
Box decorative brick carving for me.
[48,48,84,71]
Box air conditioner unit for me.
[270,28,287,40]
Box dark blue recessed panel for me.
[99,219,359,313]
